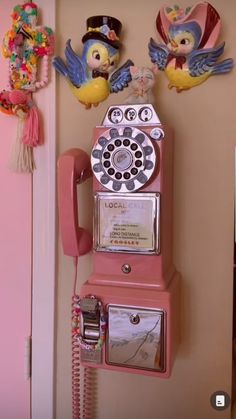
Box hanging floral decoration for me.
[0,2,54,172]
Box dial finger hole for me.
[135,151,142,158]
[131,143,138,151]
[124,172,131,180]
[103,152,110,159]
[115,139,122,147]
[123,139,130,147]
[104,161,111,168]
[131,168,138,175]
[107,144,115,152]
[108,168,115,176]
[135,160,142,168]
[115,172,122,180]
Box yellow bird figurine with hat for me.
[53,16,133,108]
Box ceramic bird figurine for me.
[148,3,234,92]
[53,16,134,108]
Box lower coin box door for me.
[107,305,165,372]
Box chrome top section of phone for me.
[102,104,161,127]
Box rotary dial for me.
[91,126,156,192]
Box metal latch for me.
[80,297,100,344]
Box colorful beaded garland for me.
[2,2,54,91]
[0,2,55,173]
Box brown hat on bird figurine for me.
[82,15,122,49]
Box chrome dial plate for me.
[91,126,156,192]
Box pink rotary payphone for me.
[58,103,180,378]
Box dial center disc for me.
[112,148,133,171]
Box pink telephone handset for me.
[57,148,92,257]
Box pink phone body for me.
[58,104,180,377]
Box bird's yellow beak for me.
[170,38,178,50]
[101,59,110,71]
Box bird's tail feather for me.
[212,58,234,74]
[52,57,68,78]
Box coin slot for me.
[139,106,153,122]
[124,108,137,121]
[108,108,123,124]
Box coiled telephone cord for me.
[72,257,96,419]
[72,292,81,419]
[83,367,97,419]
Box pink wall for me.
[0,2,31,418]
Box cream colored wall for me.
[56,1,236,418]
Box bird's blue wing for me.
[188,43,227,76]
[53,56,69,78]
[148,37,169,71]
[109,59,134,93]
[64,39,87,87]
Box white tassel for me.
[9,117,36,173]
